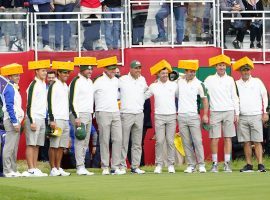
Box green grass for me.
[1,159,270,200]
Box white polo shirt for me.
[177,77,206,115]
[48,78,69,121]
[145,80,177,115]
[204,73,239,115]
[93,72,119,112]
[236,76,268,115]
[69,73,94,118]
[119,73,148,114]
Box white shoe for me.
[77,167,94,176]
[184,166,196,173]
[43,45,53,52]
[102,168,110,175]
[120,168,127,174]
[199,165,207,173]
[154,165,162,174]
[14,171,22,177]
[111,168,126,175]
[131,168,145,174]
[21,171,31,177]
[4,171,18,178]
[58,168,71,176]
[50,168,61,176]
[168,165,175,173]
[34,168,48,177]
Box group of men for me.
[0,53,268,177]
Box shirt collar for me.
[215,72,227,79]
[34,76,45,84]
[240,76,253,83]
[78,73,88,80]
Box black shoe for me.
[151,37,168,43]
[232,40,241,49]
[183,35,189,42]
[240,164,254,172]
[257,42,262,48]
[250,42,255,49]
[258,164,266,172]
[174,41,182,45]
[196,37,202,41]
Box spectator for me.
[80,0,103,50]
[102,0,123,50]
[151,2,187,45]
[131,1,149,45]
[242,0,264,49]
[29,0,53,51]
[0,0,25,51]
[53,0,76,51]
[220,0,246,49]
[183,3,204,42]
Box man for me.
[38,70,56,162]
[102,0,123,50]
[177,60,208,173]
[233,56,269,172]
[205,54,239,172]
[119,60,148,174]
[23,60,50,177]
[69,57,97,175]
[94,56,124,175]
[48,61,74,176]
[151,2,187,44]
[145,59,177,174]
[47,70,56,86]
[1,63,24,177]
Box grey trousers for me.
[178,114,205,166]
[120,113,144,169]
[96,111,122,170]
[2,119,20,174]
[155,114,176,166]
[70,112,92,168]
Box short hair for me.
[47,70,56,76]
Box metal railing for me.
[0,3,269,64]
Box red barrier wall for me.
[1,48,269,164]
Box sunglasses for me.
[60,71,70,74]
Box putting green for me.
[1,172,270,200]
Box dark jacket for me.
[242,0,264,17]
[102,0,122,7]
[0,0,25,8]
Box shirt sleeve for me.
[198,82,207,98]
[144,84,153,100]
[4,84,18,125]
[69,77,80,119]
[258,79,268,113]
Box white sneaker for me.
[120,168,127,174]
[21,171,31,177]
[168,165,175,173]
[131,168,145,174]
[154,165,162,174]
[35,168,48,177]
[199,165,207,173]
[58,168,71,176]
[50,168,61,176]
[14,171,22,177]
[184,166,196,173]
[77,167,94,176]
[102,168,110,175]
[43,45,53,52]
[111,168,126,175]
[4,171,18,178]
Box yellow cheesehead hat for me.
[178,60,199,71]
[209,54,231,67]
[52,61,74,71]
[97,56,118,70]
[28,60,50,70]
[150,59,172,75]
[232,56,254,71]
[1,63,24,76]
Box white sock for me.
[28,168,35,173]
[212,154,218,163]
[224,154,231,162]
